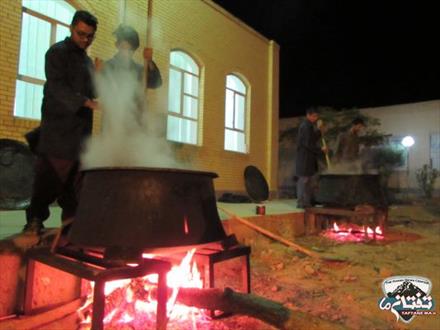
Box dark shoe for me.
[22,220,45,235]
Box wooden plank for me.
[306,207,375,217]
[0,299,82,330]
[218,207,321,259]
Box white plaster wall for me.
[278,117,302,197]
[361,100,440,189]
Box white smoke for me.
[81,62,181,170]
[323,157,379,175]
[324,160,364,174]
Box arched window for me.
[224,74,248,153]
[167,50,200,145]
[14,0,76,119]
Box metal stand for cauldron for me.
[166,235,252,318]
[194,244,251,318]
[23,247,171,330]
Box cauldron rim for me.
[80,166,218,178]
[319,173,380,177]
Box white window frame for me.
[167,50,201,145]
[224,74,248,153]
[15,2,74,120]
[430,132,440,170]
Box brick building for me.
[0,0,279,195]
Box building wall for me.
[0,0,279,194]
[278,116,301,197]
[0,0,23,140]
[361,100,440,190]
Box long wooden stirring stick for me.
[144,0,154,91]
[317,119,331,168]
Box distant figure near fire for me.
[295,108,328,209]
[334,117,366,163]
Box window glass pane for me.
[224,129,235,151]
[23,0,75,25]
[225,129,246,153]
[170,51,199,75]
[181,118,197,145]
[167,115,197,145]
[56,24,70,42]
[166,115,181,142]
[184,73,198,97]
[183,95,198,119]
[226,75,246,94]
[168,51,200,145]
[431,133,440,170]
[168,68,181,113]
[236,131,246,152]
[225,74,248,152]
[18,13,50,80]
[14,80,43,120]
[234,94,245,130]
[225,89,234,128]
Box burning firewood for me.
[175,287,343,330]
[73,247,343,329]
[84,277,340,329]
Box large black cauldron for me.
[68,167,228,254]
[315,174,387,207]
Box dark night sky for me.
[213,0,440,118]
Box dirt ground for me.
[14,200,440,330]
[206,200,440,330]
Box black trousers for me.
[26,155,81,223]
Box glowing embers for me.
[322,222,384,242]
[78,249,208,329]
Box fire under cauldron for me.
[315,174,387,208]
[68,167,228,260]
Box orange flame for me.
[184,215,189,234]
[324,221,385,242]
[375,226,383,235]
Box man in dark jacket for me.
[99,24,162,130]
[295,108,327,208]
[24,11,99,234]
[105,24,162,89]
[335,117,366,163]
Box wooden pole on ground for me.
[0,299,82,330]
[218,207,321,259]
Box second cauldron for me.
[315,174,387,207]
